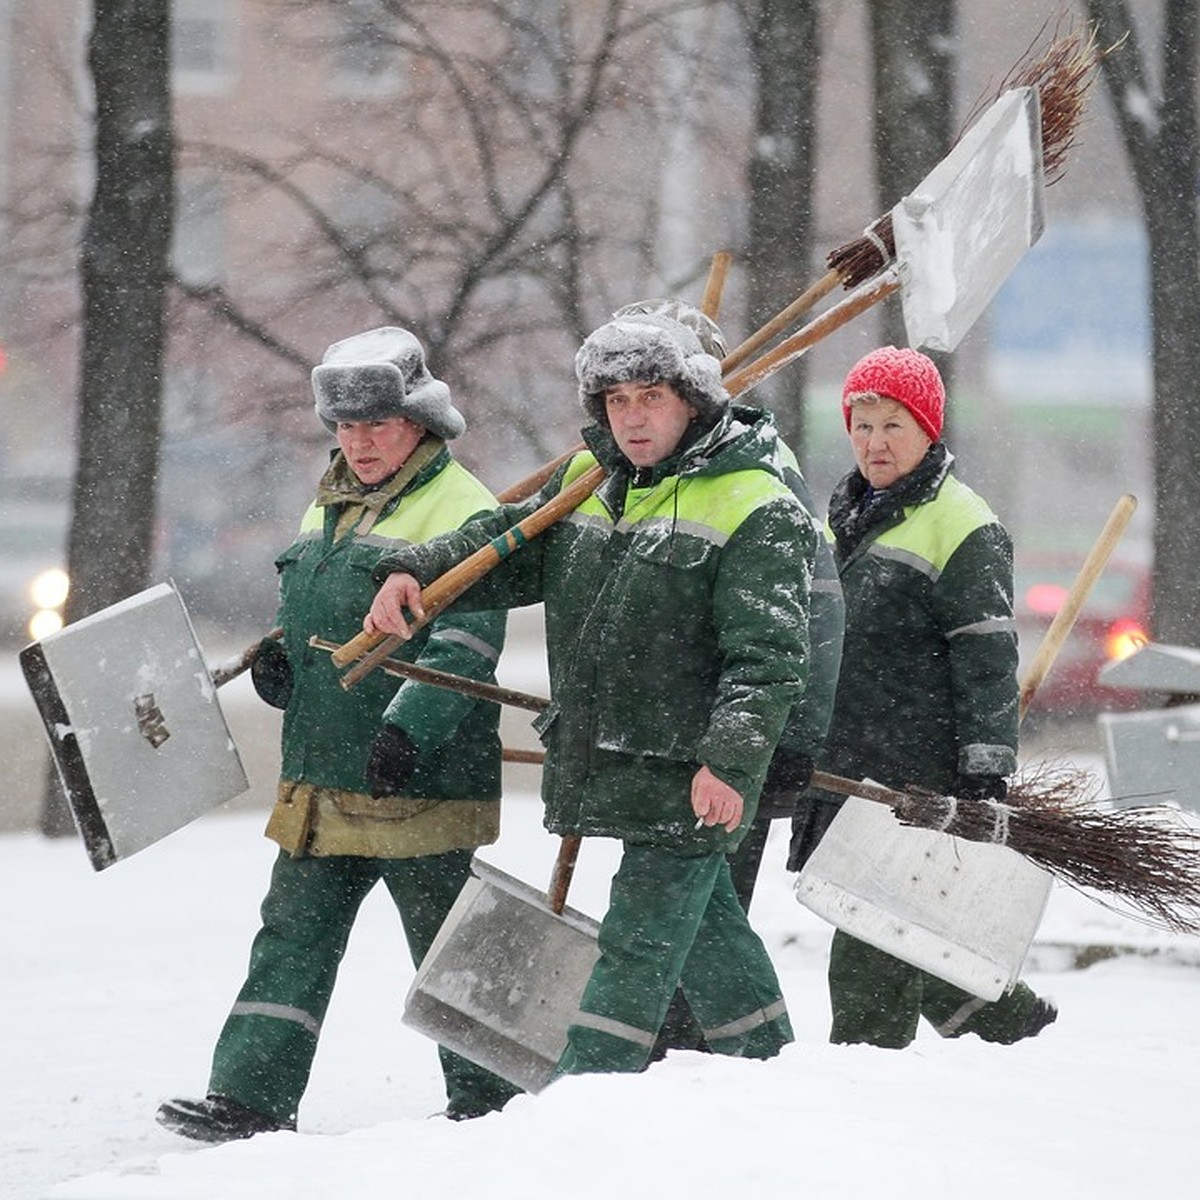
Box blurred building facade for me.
[0,0,1153,640]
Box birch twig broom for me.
[721,23,1113,373]
[811,765,1200,936]
[303,642,1200,936]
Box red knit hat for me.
[841,346,945,442]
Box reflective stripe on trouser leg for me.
[558,845,728,1076]
[559,845,791,1074]
[677,857,792,1058]
[923,974,1041,1043]
[209,851,378,1122]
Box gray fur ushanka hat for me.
[574,312,729,428]
[611,298,729,359]
[311,326,466,440]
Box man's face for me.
[604,381,697,468]
[336,416,424,485]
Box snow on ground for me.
[4,775,1199,1200]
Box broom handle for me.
[809,769,908,808]
[1017,493,1138,722]
[721,269,843,374]
[333,464,606,684]
[723,269,901,398]
[308,637,551,711]
[496,443,585,505]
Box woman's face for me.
[336,416,425,485]
[848,396,932,489]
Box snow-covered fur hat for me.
[611,298,729,359]
[312,326,465,440]
[575,313,729,428]
[841,345,945,442]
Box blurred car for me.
[0,480,70,644]
[1014,550,1152,717]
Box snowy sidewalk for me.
[4,793,1198,1200]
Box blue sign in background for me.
[986,217,1150,406]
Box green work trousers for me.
[828,929,1043,1048]
[557,843,793,1076]
[209,849,520,1123]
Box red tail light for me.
[1025,582,1068,615]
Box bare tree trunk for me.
[42,0,174,836]
[867,0,957,405]
[1085,0,1200,645]
[744,0,820,453]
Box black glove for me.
[365,725,420,798]
[249,637,293,710]
[954,773,1008,801]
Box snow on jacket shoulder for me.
[376,407,815,854]
[274,445,505,806]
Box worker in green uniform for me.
[366,311,814,1075]
[157,327,519,1142]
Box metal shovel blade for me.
[20,582,249,870]
[404,857,600,1093]
[795,794,1052,1001]
[894,85,1046,353]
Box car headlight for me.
[1105,618,1148,663]
[28,567,69,641]
[30,567,69,610]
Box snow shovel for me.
[795,494,1139,1000]
[20,581,251,870]
[306,641,598,1091]
[722,84,1046,397]
[402,834,598,1094]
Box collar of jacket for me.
[829,441,953,560]
[581,404,781,519]
[315,437,448,538]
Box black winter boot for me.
[156,1094,295,1143]
[992,996,1058,1045]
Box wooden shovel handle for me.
[497,443,585,505]
[723,270,901,399]
[333,464,606,682]
[1018,493,1138,722]
[721,269,843,375]
[210,626,283,688]
[700,250,734,319]
[547,834,582,915]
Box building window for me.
[333,0,400,95]
[173,0,235,92]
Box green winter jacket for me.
[818,443,1019,798]
[375,407,815,856]
[771,437,845,764]
[273,441,506,806]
